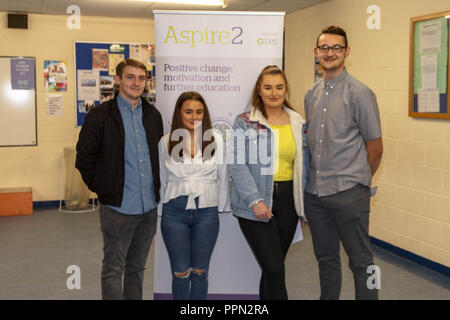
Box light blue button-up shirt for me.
[106,93,157,215]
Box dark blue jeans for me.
[161,196,219,300]
[305,184,379,300]
[99,205,157,300]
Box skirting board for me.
[33,200,98,209]
[370,236,449,278]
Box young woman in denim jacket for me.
[229,65,308,300]
[158,91,230,300]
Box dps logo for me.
[256,32,279,46]
[257,38,278,46]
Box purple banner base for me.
[154,293,259,300]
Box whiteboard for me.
[0,57,37,147]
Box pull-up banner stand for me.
[153,10,285,300]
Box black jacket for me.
[75,97,163,207]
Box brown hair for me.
[115,58,147,78]
[251,65,293,118]
[168,91,215,159]
[316,25,348,47]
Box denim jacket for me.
[229,107,308,223]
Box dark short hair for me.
[251,65,293,119]
[115,58,147,78]
[316,25,348,47]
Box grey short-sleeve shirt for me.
[304,69,381,197]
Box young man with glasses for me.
[304,26,383,300]
[76,59,163,299]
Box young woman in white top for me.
[158,91,230,300]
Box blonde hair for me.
[251,65,293,118]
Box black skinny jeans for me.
[238,181,298,300]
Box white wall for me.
[0,13,154,201]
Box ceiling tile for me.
[0,0,326,18]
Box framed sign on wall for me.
[409,10,450,119]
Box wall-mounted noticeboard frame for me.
[74,41,155,127]
[409,10,450,119]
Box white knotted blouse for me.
[158,130,231,212]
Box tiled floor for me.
[0,208,448,300]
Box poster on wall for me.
[92,49,109,71]
[77,69,100,101]
[110,43,125,53]
[100,75,115,103]
[75,42,156,126]
[44,60,67,92]
[153,10,285,300]
[108,54,125,76]
[130,43,155,69]
[416,20,443,113]
[11,58,35,90]
[46,95,63,117]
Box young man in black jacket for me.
[76,59,163,300]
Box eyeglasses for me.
[317,44,347,53]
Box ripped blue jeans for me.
[161,195,219,300]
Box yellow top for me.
[270,124,296,181]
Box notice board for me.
[74,41,155,126]
[0,56,37,147]
[409,10,450,119]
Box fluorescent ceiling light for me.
[134,0,227,6]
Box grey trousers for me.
[305,184,379,300]
[99,205,157,300]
